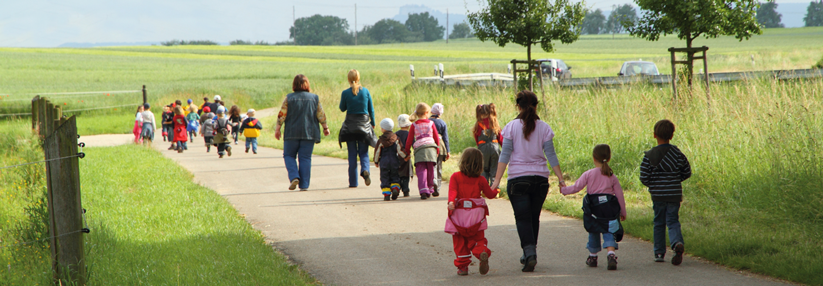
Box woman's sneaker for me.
[654,253,665,262]
[360,170,371,186]
[586,255,598,267]
[522,255,536,272]
[672,242,684,266]
[289,179,299,190]
[607,254,618,270]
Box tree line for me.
[289,12,474,46]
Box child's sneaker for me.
[420,194,428,200]
[654,253,665,262]
[672,242,684,266]
[289,179,299,190]
[457,267,468,276]
[607,254,617,270]
[361,171,371,186]
[383,195,390,201]
[226,146,232,157]
[479,251,490,275]
[245,147,249,153]
[586,255,597,267]
[403,191,409,197]
[432,186,440,197]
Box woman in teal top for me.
[338,69,377,188]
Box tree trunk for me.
[527,44,533,91]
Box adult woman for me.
[490,90,565,272]
[275,74,330,191]
[338,69,377,188]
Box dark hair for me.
[175,100,182,106]
[203,97,209,102]
[654,119,675,141]
[293,74,311,92]
[515,90,540,140]
[143,103,150,110]
[459,148,484,178]
[593,144,613,177]
[229,105,241,117]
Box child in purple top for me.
[561,144,626,271]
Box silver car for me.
[536,59,572,79]
[618,61,660,76]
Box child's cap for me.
[143,103,150,109]
[380,118,394,131]
[431,103,444,115]
[214,95,222,101]
[203,106,211,113]
[216,106,226,114]
[247,108,255,114]
[187,99,192,104]
[397,114,411,128]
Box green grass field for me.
[0,124,315,285]
[1,27,822,285]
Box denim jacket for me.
[277,91,327,143]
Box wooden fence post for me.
[44,115,86,286]
[142,85,147,105]
[32,96,40,130]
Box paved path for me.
[83,113,787,285]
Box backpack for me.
[215,118,231,136]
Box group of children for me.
[368,103,691,276]
[132,96,263,158]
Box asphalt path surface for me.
[83,109,787,286]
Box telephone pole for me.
[355,3,358,45]
[446,8,449,44]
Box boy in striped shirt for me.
[639,119,692,265]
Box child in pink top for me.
[560,144,626,271]
[403,102,441,200]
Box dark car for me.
[535,59,572,79]
[618,61,660,76]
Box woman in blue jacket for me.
[338,69,377,188]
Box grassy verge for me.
[0,124,315,285]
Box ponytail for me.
[488,103,500,137]
[348,69,361,96]
[593,144,613,177]
[515,91,540,140]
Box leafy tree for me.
[582,9,607,35]
[230,40,252,45]
[290,14,354,46]
[606,4,638,36]
[362,19,411,44]
[161,40,218,46]
[449,22,474,39]
[468,0,585,90]
[757,1,784,28]
[406,12,446,42]
[628,0,761,87]
[806,0,823,27]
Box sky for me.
[0,0,814,47]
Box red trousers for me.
[452,230,490,269]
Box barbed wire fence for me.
[0,86,147,118]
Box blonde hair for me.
[348,69,361,96]
[409,102,431,121]
[173,106,184,116]
[474,103,501,138]
[188,106,197,114]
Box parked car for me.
[535,59,572,79]
[618,61,660,76]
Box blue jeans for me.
[284,139,314,189]
[346,140,370,187]
[587,232,618,254]
[506,176,550,253]
[653,201,684,255]
[176,141,188,150]
[245,137,258,153]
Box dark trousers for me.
[400,176,411,194]
[217,142,230,155]
[379,165,400,189]
[653,201,684,255]
[507,176,550,252]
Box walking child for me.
[403,103,441,200]
[133,105,144,144]
[445,148,499,276]
[161,105,173,143]
[186,106,200,143]
[229,105,242,145]
[239,109,262,154]
[639,119,691,265]
[199,106,215,153]
[373,118,406,201]
[139,103,156,146]
[429,103,450,197]
[395,114,414,197]
[473,103,503,187]
[172,106,188,153]
[213,108,233,158]
[560,144,627,270]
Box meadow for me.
[0,27,822,284]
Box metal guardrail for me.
[412,69,823,89]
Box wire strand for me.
[0,103,139,117]
[0,91,140,102]
[0,154,81,170]
[0,229,85,249]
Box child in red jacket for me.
[172,106,189,153]
[445,147,499,276]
